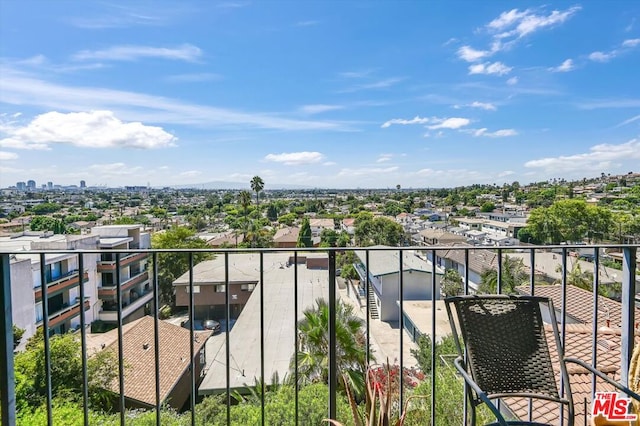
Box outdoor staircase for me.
[367,283,379,320]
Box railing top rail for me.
[1,243,638,256]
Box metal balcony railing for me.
[0,245,638,426]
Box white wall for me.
[378,271,441,322]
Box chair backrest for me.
[446,295,566,400]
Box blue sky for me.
[0,1,639,189]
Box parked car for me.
[203,319,221,334]
[181,319,221,334]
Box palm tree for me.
[250,176,264,211]
[238,190,252,240]
[554,260,593,291]
[291,298,369,396]
[478,257,528,295]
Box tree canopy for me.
[354,216,404,247]
[297,217,313,247]
[151,226,212,305]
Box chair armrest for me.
[453,356,510,426]
[564,357,640,402]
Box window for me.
[35,301,43,322]
[185,285,200,293]
[215,285,226,293]
[241,284,255,292]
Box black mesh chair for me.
[445,295,640,426]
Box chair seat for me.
[485,422,554,426]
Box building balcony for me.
[98,289,153,322]
[37,298,91,329]
[98,270,149,297]
[34,270,89,301]
[97,252,148,272]
[2,245,639,425]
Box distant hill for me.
[171,181,312,190]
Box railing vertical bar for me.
[77,253,89,426]
[463,248,469,295]
[463,248,469,424]
[496,248,503,295]
[225,251,231,426]
[188,252,196,425]
[40,253,53,426]
[398,248,404,409]
[559,247,568,424]
[430,249,437,426]
[260,251,265,426]
[620,247,637,387]
[152,252,161,426]
[328,250,337,421]
[527,248,535,422]
[116,253,125,426]
[591,248,600,400]
[365,250,371,366]
[0,254,16,426]
[294,251,299,426]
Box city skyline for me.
[1,1,639,189]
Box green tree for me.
[320,228,339,247]
[266,204,278,222]
[354,216,404,247]
[14,331,118,411]
[31,203,62,215]
[151,226,212,305]
[525,199,613,244]
[292,298,368,396]
[480,201,496,212]
[410,334,457,374]
[440,269,463,297]
[478,257,527,295]
[29,216,67,234]
[250,176,265,211]
[297,217,313,247]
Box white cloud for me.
[457,46,490,62]
[179,170,202,178]
[72,44,202,62]
[550,59,574,72]
[428,117,470,130]
[524,138,640,172]
[264,151,325,165]
[299,104,344,114]
[381,116,429,128]
[0,110,177,150]
[0,68,346,131]
[469,101,497,111]
[472,128,518,137]
[340,77,404,92]
[589,51,614,63]
[587,39,640,64]
[0,151,18,160]
[376,154,394,163]
[497,170,515,178]
[460,7,580,64]
[622,38,640,48]
[617,114,640,127]
[506,77,519,85]
[468,61,512,76]
[487,9,530,30]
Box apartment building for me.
[91,225,153,325]
[1,232,99,343]
[1,224,151,346]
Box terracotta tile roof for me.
[504,324,630,424]
[102,316,210,407]
[516,284,640,329]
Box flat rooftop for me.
[199,252,329,394]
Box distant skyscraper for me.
[16,182,26,191]
[80,180,86,188]
[47,182,53,190]
[27,180,36,190]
